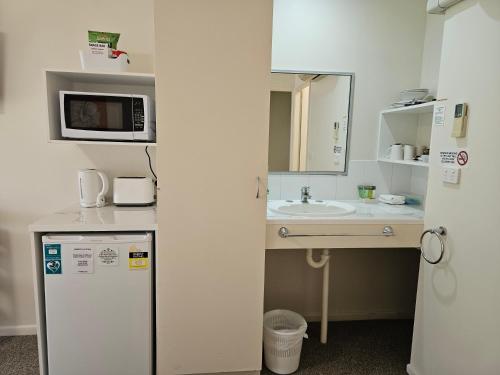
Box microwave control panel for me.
[133,98,145,131]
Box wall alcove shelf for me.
[43,69,156,147]
[377,101,435,168]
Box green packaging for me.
[88,30,120,49]
[357,185,376,200]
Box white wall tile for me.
[308,175,337,200]
[391,164,412,193]
[362,161,393,196]
[411,167,429,196]
[280,174,309,200]
[267,174,281,200]
[275,161,415,202]
[336,161,365,200]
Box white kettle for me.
[78,169,109,208]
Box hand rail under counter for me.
[268,222,423,345]
[278,225,395,238]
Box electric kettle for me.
[78,169,109,208]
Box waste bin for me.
[263,310,308,374]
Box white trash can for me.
[263,310,308,374]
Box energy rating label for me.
[128,245,149,270]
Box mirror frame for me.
[269,69,355,176]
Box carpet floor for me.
[0,335,39,375]
[262,320,413,375]
[0,320,413,375]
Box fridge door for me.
[43,233,153,375]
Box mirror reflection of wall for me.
[268,72,353,174]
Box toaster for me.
[113,177,155,206]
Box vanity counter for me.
[267,200,424,225]
[266,200,424,249]
[29,205,157,232]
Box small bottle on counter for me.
[357,185,376,200]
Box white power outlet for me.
[441,166,461,184]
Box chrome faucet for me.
[301,186,311,203]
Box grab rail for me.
[278,226,395,238]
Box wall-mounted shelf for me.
[380,101,436,115]
[45,69,155,86]
[48,139,156,147]
[43,69,156,146]
[378,158,429,168]
[377,102,435,166]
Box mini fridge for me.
[42,232,154,375]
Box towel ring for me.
[420,227,447,265]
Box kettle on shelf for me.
[78,169,109,208]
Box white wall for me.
[411,11,445,204]
[420,15,445,96]
[272,0,428,160]
[0,0,155,334]
[269,161,421,201]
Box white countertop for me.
[30,200,423,233]
[29,205,157,232]
[266,200,424,225]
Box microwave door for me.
[61,94,134,141]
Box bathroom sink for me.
[268,200,356,217]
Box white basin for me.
[268,200,356,217]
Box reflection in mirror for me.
[268,72,353,174]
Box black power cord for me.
[145,146,158,186]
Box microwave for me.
[59,91,155,141]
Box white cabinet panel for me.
[154,1,273,373]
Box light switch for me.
[441,166,461,184]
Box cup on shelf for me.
[418,155,430,163]
[386,144,404,160]
[415,145,429,157]
[404,145,416,160]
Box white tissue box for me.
[79,50,129,72]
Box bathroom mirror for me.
[268,71,354,174]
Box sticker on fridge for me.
[128,245,149,270]
[72,247,94,274]
[44,244,62,275]
[97,247,119,266]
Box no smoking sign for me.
[439,149,470,168]
[457,150,469,166]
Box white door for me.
[154,1,273,374]
[409,2,500,374]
